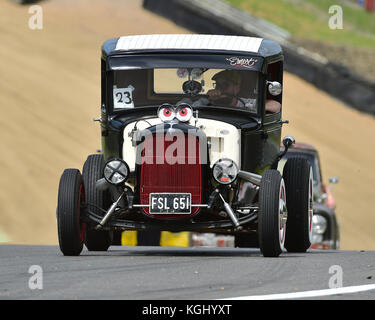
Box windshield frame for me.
[105,53,264,117]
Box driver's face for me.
[215,79,240,95]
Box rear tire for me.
[57,169,85,256]
[82,154,113,251]
[283,157,313,252]
[258,170,287,257]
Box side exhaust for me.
[238,170,262,185]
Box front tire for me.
[82,154,112,251]
[258,170,287,257]
[283,157,313,252]
[57,169,85,256]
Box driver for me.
[207,70,281,113]
[207,70,250,108]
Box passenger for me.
[207,70,281,113]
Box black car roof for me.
[101,34,282,59]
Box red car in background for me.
[278,143,340,249]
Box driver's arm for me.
[265,99,281,113]
[207,88,223,100]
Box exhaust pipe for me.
[237,170,262,185]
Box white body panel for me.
[122,118,241,171]
[116,34,262,53]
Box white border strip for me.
[221,284,375,300]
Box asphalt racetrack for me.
[0,245,374,300]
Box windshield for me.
[111,68,260,113]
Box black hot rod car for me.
[57,34,314,257]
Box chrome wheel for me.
[279,179,287,250]
[308,167,314,244]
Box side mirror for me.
[93,117,103,123]
[267,81,282,96]
[328,177,339,191]
[329,177,339,184]
[282,136,295,149]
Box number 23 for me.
[116,91,132,104]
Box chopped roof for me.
[115,34,263,52]
[102,34,282,58]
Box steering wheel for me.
[209,93,246,108]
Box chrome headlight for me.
[103,159,129,186]
[312,214,327,235]
[213,158,239,185]
[312,234,323,245]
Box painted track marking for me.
[221,284,375,300]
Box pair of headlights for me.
[103,158,239,186]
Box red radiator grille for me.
[140,133,202,216]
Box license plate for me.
[149,193,192,214]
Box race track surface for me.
[0,245,374,300]
[0,0,375,251]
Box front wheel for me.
[258,170,287,257]
[283,157,313,252]
[82,154,113,251]
[57,169,86,256]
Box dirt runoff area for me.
[0,0,374,250]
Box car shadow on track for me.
[79,246,325,258]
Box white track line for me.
[221,284,375,300]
